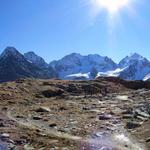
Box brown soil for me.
[0,77,149,149]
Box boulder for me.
[146,137,150,143]
[24,144,34,150]
[98,114,112,120]
[42,88,65,98]
[33,116,42,120]
[122,114,133,119]
[49,123,57,128]
[35,107,51,113]
[126,121,141,129]
[135,109,149,118]
[0,122,5,127]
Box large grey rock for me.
[35,106,51,113]
[126,121,141,129]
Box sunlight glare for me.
[94,0,130,14]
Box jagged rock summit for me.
[119,53,145,68]
[24,51,48,68]
[0,47,56,82]
[118,53,150,80]
[98,53,150,81]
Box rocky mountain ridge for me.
[50,53,117,79]
[50,52,150,81]
[24,51,48,69]
[0,47,150,82]
[0,47,57,82]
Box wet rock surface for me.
[0,78,149,149]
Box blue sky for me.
[0,0,150,63]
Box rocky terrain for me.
[0,77,150,150]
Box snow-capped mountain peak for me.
[115,53,150,80]
[49,53,117,79]
[119,53,146,68]
[97,53,150,81]
[0,47,149,82]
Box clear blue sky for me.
[0,0,149,63]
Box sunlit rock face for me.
[80,131,145,150]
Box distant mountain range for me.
[0,47,150,82]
